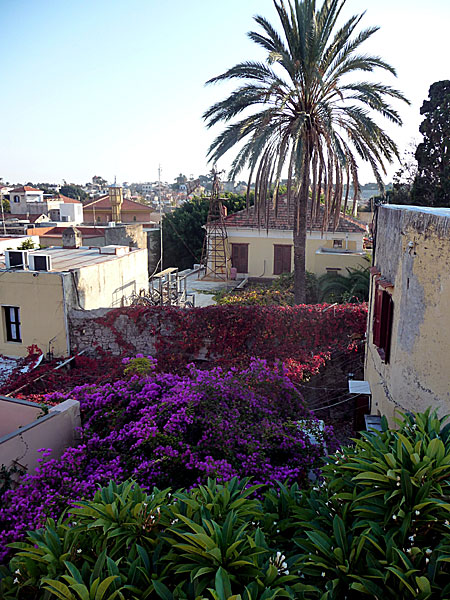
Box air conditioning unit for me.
[5,250,28,269]
[29,254,52,272]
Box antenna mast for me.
[158,164,163,269]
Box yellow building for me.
[365,205,450,424]
[0,240,148,358]
[224,197,368,277]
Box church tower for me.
[108,179,123,223]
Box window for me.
[97,216,101,222]
[133,215,137,221]
[372,281,393,362]
[231,243,248,273]
[333,239,343,248]
[14,195,20,203]
[273,245,292,275]
[3,306,21,342]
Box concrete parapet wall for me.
[0,397,80,473]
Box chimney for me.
[62,226,82,249]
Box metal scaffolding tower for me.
[199,170,230,281]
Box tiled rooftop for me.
[84,196,151,212]
[225,198,367,234]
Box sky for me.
[0,0,448,187]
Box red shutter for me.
[383,293,394,363]
[274,245,282,275]
[282,246,292,273]
[231,244,248,273]
[372,281,382,348]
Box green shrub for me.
[216,271,319,306]
[2,410,450,599]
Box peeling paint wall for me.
[365,206,450,423]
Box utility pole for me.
[0,189,6,235]
[158,164,163,270]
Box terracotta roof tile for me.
[225,197,367,234]
[84,195,150,212]
[10,186,42,193]
[57,194,82,204]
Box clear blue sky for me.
[0,0,448,186]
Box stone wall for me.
[68,304,368,374]
[70,307,158,356]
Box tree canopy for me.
[162,193,249,270]
[60,184,88,202]
[204,0,408,302]
[412,80,450,207]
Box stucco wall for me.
[0,396,43,437]
[0,397,80,473]
[365,205,450,423]
[227,230,366,277]
[63,249,149,310]
[0,271,67,357]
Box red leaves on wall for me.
[88,303,367,383]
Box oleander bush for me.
[0,358,334,563]
[2,410,450,599]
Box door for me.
[231,244,248,273]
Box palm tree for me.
[318,263,370,303]
[204,0,408,303]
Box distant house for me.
[224,197,368,277]
[0,229,148,358]
[52,194,83,224]
[365,205,450,423]
[7,187,83,224]
[83,195,153,224]
[9,186,45,213]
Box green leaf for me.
[153,579,173,600]
[95,576,120,600]
[215,567,232,600]
[426,438,445,462]
[415,576,431,595]
[332,515,347,554]
[43,579,75,600]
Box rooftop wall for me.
[0,397,80,473]
[365,205,450,422]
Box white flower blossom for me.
[14,569,20,575]
[77,549,82,553]
[13,578,19,584]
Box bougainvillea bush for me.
[0,358,335,562]
[2,411,450,599]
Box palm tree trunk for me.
[293,188,308,304]
[293,142,312,304]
